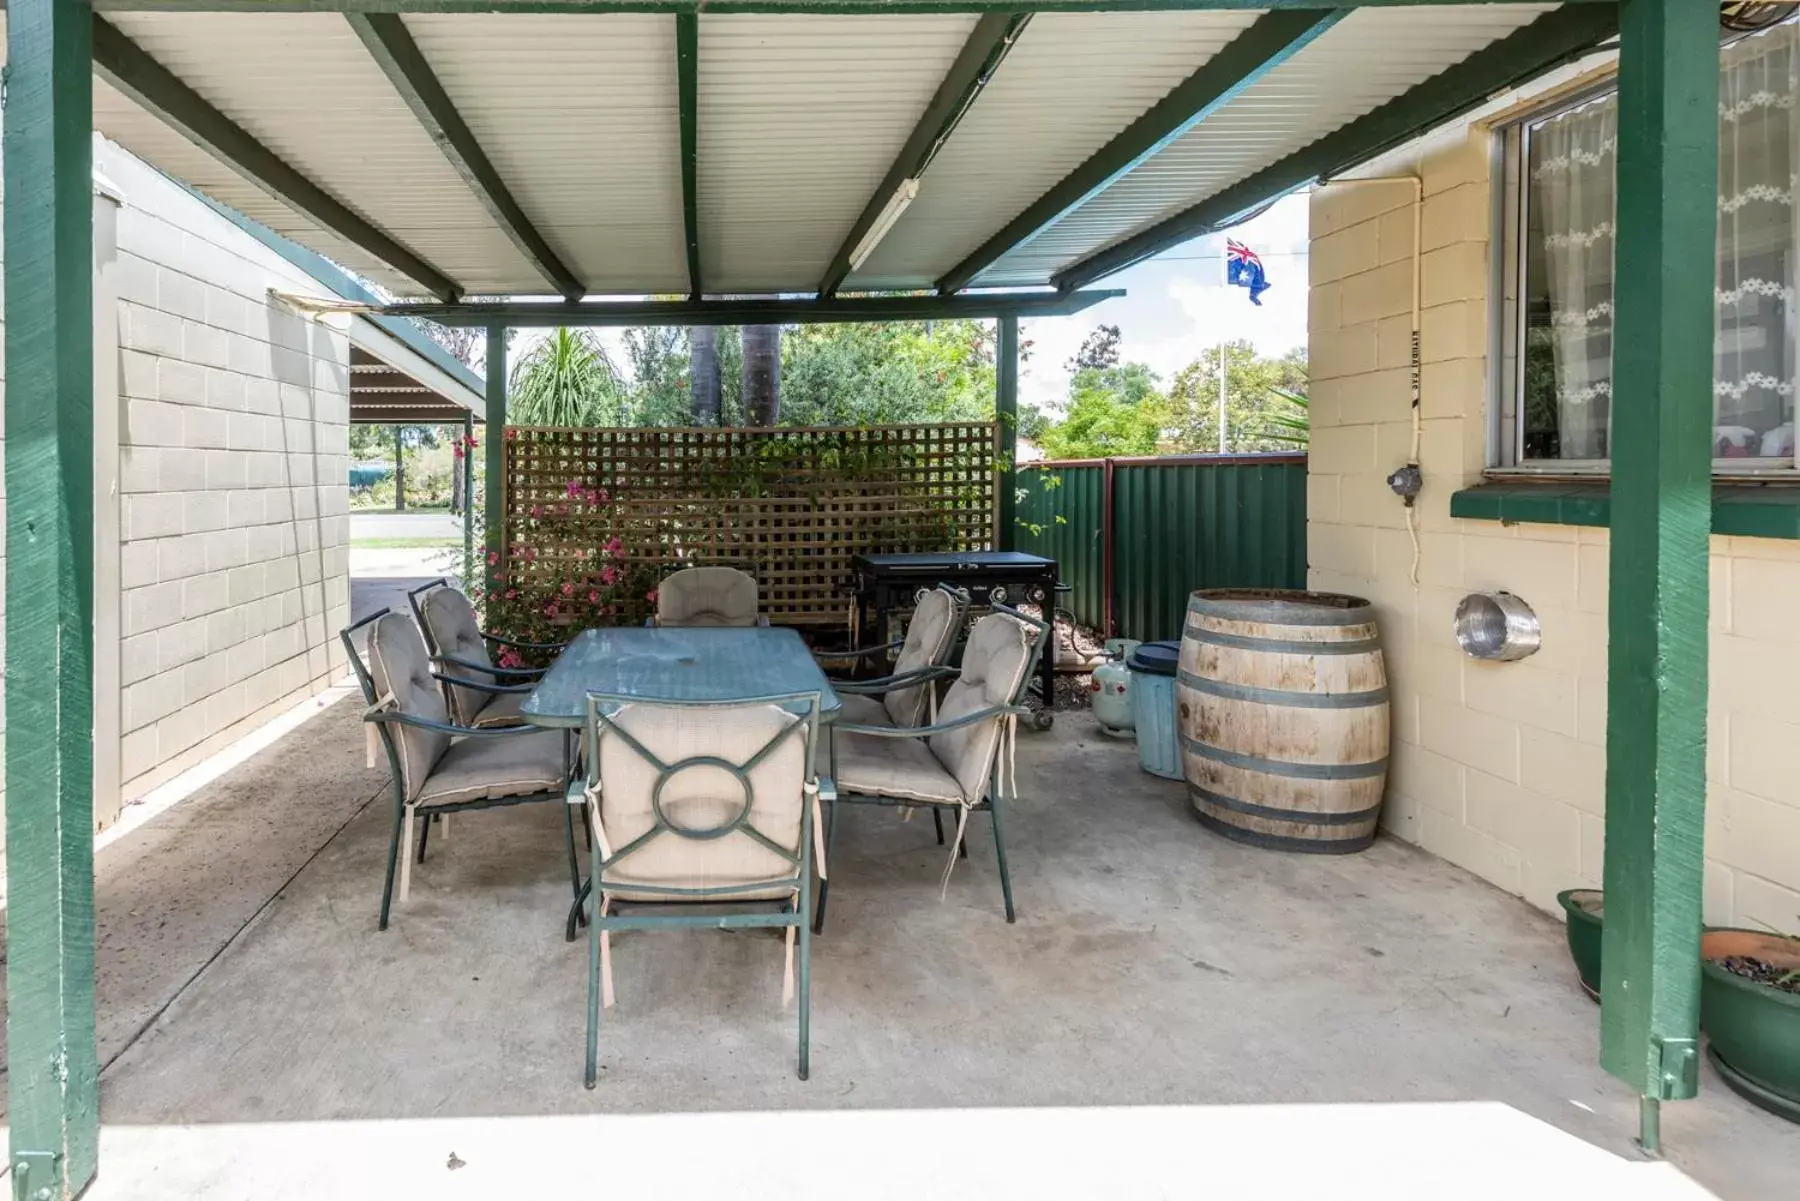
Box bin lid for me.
[1126,641,1181,677]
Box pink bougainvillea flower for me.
[646,589,658,604]
[566,479,582,498]
[523,548,537,561]
[530,505,543,519]
[504,427,517,440]
[505,589,517,600]
[545,603,559,619]
[597,488,610,503]
[588,590,600,605]
[487,550,499,565]
[600,565,619,586]
[561,582,574,597]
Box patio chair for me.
[826,583,965,728]
[653,565,766,627]
[408,578,567,727]
[816,604,1047,934]
[342,609,582,930]
[575,691,829,1084]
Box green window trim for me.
[1450,480,1800,540]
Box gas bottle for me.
[1089,638,1140,735]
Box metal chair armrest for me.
[833,705,1028,740]
[430,671,536,696]
[367,711,547,739]
[832,665,956,695]
[483,631,570,652]
[816,638,903,664]
[436,652,546,679]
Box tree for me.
[507,328,627,427]
[1037,362,1168,460]
[779,320,995,427]
[1067,323,1122,372]
[689,326,721,424]
[622,327,691,425]
[742,324,781,425]
[1166,341,1308,453]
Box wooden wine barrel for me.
[1178,589,1389,853]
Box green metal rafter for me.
[1051,2,1621,291]
[5,1,101,1196]
[677,6,702,298]
[89,2,1622,14]
[1600,0,1717,1151]
[817,10,1029,298]
[383,288,1122,326]
[936,7,1343,295]
[346,12,585,299]
[90,15,463,302]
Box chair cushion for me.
[834,692,891,727]
[657,567,759,628]
[595,702,807,901]
[416,728,569,810]
[835,729,963,805]
[366,613,452,803]
[422,586,496,725]
[884,587,957,728]
[470,689,530,729]
[929,612,1035,803]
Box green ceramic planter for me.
[1701,928,1800,1125]
[1557,889,1604,1003]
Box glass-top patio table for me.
[519,625,843,727]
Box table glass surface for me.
[520,626,841,728]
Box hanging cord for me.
[939,711,1018,897]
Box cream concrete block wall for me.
[103,141,351,805]
[0,139,351,846]
[1309,130,1800,932]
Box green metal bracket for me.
[13,1152,62,1201]
[1653,1036,1700,1101]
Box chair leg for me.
[585,901,602,1089]
[565,877,591,944]
[798,903,813,1082]
[399,808,417,904]
[932,807,945,845]
[988,797,1016,924]
[378,803,404,931]
[416,811,432,864]
[813,796,838,935]
[563,801,584,901]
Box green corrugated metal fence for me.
[1014,453,1307,642]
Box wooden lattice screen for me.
[503,423,996,627]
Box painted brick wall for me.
[1308,128,1800,931]
[0,137,351,850]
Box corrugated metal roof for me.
[845,9,1265,290]
[104,11,541,294]
[698,14,978,293]
[404,13,688,296]
[979,3,1561,285]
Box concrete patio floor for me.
[7,694,1797,1199]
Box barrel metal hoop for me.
[1182,623,1381,657]
[1189,785,1383,827]
[1179,733,1388,780]
[1177,669,1389,710]
[1192,806,1378,854]
[1187,593,1376,627]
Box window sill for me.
[1450,479,1800,540]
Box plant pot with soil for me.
[1701,928,1800,1125]
[1557,888,1604,1002]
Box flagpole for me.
[1218,242,1228,453]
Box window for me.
[1493,20,1798,472]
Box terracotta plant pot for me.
[1701,928,1800,1125]
[1557,888,1604,1002]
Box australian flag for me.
[1226,239,1270,306]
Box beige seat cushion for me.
[366,612,451,803]
[884,587,957,728]
[834,729,963,805]
[595,702,807,901]
[657,567,759,628]
[422,586,498,725]
[929,613,1034,804]
[471,689,530,729]
[834,692,890,727]
[416,728,569,809]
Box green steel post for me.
[1600,0,1717,1148]
[485,324,508,586]
[995,316,1019,551]
[463,411,476,586]
[4,0,101,1195]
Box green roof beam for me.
[92,2,1620,15]
[91,15,462,302]
[384,289,1122,327]
[677,6,701,298]
[817,10,1030,298]
[936,7,1343,296]
[347,12,583,300]
[1051,2,1620,291]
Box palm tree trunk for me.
[394,425,407,512]
[741,325,780,426]
[690,326,720,424]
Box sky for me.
[509,189,1311,412]
[1014,191,1310,414]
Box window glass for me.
[1519,22,1797,464]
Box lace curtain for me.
[1524,22,1798,463]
